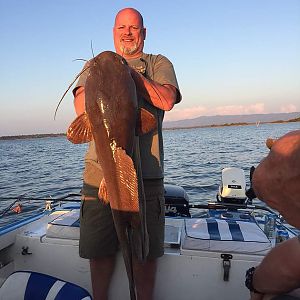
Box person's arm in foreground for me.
[252,130,300,228]
[249,130,300,299]
[249,237,300,300]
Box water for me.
[164,122,299,201]
[0,122,299,225]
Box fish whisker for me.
[72,58,88,62]
[90,40,95,59]
[54,65,91,120]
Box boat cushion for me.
[182,218,272,254]
[46,210,80,240]
[0,271,91,300]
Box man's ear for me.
[143,28,146,40]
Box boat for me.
[0,167,298,299]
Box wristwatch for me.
[245,267,263,294]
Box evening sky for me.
[0,0,299,135]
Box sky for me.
[0,0,299,136]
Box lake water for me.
[0,122,299,225]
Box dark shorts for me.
[79,179,165,259]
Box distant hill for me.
[1,112,299,140]
[163,112,300,129]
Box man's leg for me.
[79,191,119,300]
[133,258,157,300]
[132,179,165,300]
[90,255,116,300]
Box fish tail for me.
[112,213,137,300]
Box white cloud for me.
[214,103,265,116]
[165,103,266,121]
[165,105,209,121]
[279,104,297,113]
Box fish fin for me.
[67,112,93,144]
[99,178,110,204]
[136,108,157,136]
[109,148,139,212]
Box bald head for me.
[113,8,146,59]
[114,8,144,27]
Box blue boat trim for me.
[0,212,46,236]
[207,219,221,240]
[227,220,244,241]
[3,271,92,300]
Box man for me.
[73,8,181,300]
[245,130,300,300]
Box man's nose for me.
[124,27,132,35]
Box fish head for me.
[85,51,138,156]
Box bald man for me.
[73,8,181,300]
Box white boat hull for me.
[0,208,277,300]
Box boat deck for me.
[2,204,293,299]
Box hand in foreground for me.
[252,130,300,228]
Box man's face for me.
[113,9,146,59]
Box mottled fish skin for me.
[82,51,150,300]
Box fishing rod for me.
[166,201,276,214]
[0,193,82,217]
[0,193,82,202]
[0,195,27,218]
[0,194,275,214]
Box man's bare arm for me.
[252,237,300,296]
[252,130,300,228]
[73,86,85,116]
[130,69,179,111]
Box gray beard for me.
[120,44,138,55]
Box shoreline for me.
[163,118,300,131]
[1,118,299,141]
[0,133,66,141]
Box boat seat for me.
[182,218,272,254]
[0,271,91,300]
[46,210,80,240]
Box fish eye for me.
[121,57,127,65]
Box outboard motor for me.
[164,184,191,217]
[217,167,247,205]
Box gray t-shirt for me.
[74,52,181,194]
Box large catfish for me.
[67,51,156,300]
